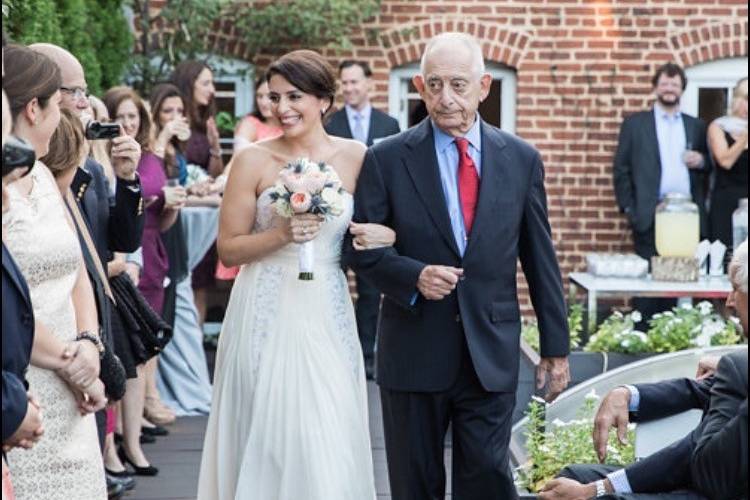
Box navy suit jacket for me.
[624,350,748,499]
[2,243,34,442]
[70,159,144,348]
[325,107,401,147]
[612,110,709,237]
[71,158,144,265]
[343,118,569,393]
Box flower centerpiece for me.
[269,158,346,280]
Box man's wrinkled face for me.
[413,44,491,137]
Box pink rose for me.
[281,171,305,192]
[302,170,327,193]
[290,191,312,213]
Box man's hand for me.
[57,340,100,390]
[593,386,631,462]
[536,356,570,403]
[349,222,396,250]
[111,130,141,180]
[4,393,44,451]
[683,150,704,169]
[417,265,463,300]
[696,354,721,380]
[539,477,596,500]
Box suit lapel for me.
[681,113,694,145]
[366,111,377,146]
[340,109,354,140]
[464,122,507,257]
[2,244,32,310]
[403,120,462,259]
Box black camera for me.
[2,135,36,178]
[85,121,121,140]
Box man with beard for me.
[612,63,709,321]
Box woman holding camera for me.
[3,44,106,500]
[104,86,186,473]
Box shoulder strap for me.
[64,189,116,305]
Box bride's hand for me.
[280,214,323,244]
[349,222,396,250]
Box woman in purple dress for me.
[104,87,186,475]
[171,61,223,327]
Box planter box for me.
[514,345,656,424]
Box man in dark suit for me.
[344,33,571,499]
[326,60,401,379]
[30,44,143,483]
[539,240,748,500]
[613,63,710,321]
[613,62,709,252]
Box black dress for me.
[709,131,748,249]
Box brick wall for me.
[148,0,748,316]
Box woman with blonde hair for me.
[708,77,748,249]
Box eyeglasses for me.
[60,86,90,100]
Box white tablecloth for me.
[157,207,219,416]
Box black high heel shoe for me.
[141,424,169,437]
[117,446,159,476]
[105,466,133,478]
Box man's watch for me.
[76,331,105,358]
[594,479,607,497]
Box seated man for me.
[540,240,748,500]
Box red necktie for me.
[455,137,480,235]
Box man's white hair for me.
[729,239,749,294]
[420,32,485,77]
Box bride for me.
[197,50,393,500]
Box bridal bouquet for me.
[269,158,346,280]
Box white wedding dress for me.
[197,188,376,500]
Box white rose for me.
[321,187,343,213]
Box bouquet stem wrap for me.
[298,241,315,280]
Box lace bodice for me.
[3,163,81,336]
[3,162,106,499]
[253,187,354,268]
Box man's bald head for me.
[29,43,87,114]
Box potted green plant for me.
[515,391,635,495]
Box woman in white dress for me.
[3,45,107,499]
[197,50,393,500]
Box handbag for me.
[64,190,127,401]
[99,346,127,401]
[110,273,173,360]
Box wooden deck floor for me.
[129,381,454,499]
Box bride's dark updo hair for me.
[266,50,336,118]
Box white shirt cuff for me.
[607,468,633,494]
[624,384,640,413]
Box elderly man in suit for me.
[326,59,401,379]
[345,33,571,500]
[540,239,748,500]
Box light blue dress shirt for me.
[606,384,641,493]
[345,104,372,145]
[431,117,483,257]
[654,105,691,199]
